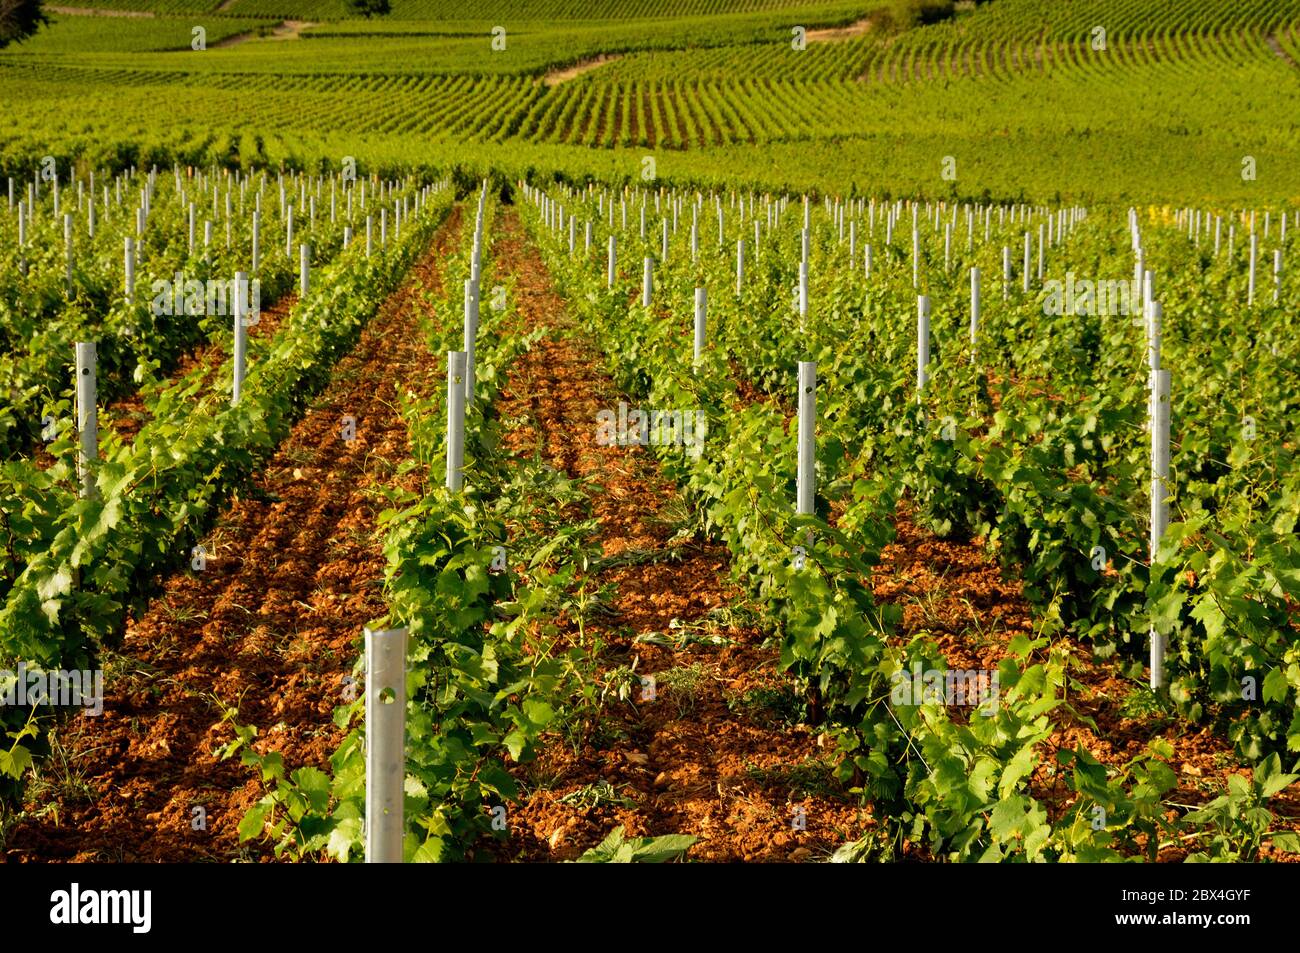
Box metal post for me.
[464,280,479,406]
[64,213,74,297]
[796,362,816,515]
[917,295,931,400]
[798,261,808,320]
[251,210,260,273]
[1023,232,1031,293]
[232,271,248,406]
[75,342,97,498]
[1248,233,1257,305]
[1149,368,1171,690]
[912,225,919,288]
[364,626,407,864]
[607,235,616,288]
[970,267,980,363]
[693,287,706,364]
[124,236,135,304]
[300,243,310,296]
[642,256,653,307]
[446,351,466,491]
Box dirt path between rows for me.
[212,19,315,48]
[1266,33,1299,70]
[806,16,874,42]
[487,208,868,862]
[4,207,463,862]
[542,54,621,86]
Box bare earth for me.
[543,53,622,86]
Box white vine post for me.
[642,256,653,307]
[693,287,707,365]
[917,295,931,401]
[796,361,816,516]
[17,200,26,275]
[464,279,479,405]
[363,625,407,864]
[736,239,745,295]
[607,235,616,288]
[911,224,920,289]
[1149,365,1171,690]
[799,261,809,322]
[75,341,97,499]
[1248,233,1257,306]
[251,210,261,273]
[232,271,248,406]
[300,243,310,296]
[969,266,980,364]
[1274,249,1282,304]
[63,213,74,297]
[1022,232,1031,293]
[1002,245,1011,300]
[446,351,466,491]
[123,232,135,301]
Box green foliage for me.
[574,825,696,863]
[0,0,46,49]
[343,0,390,17]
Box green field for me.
[2,0,1297,201]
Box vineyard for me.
[0,0,1298,880]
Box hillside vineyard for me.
[0,0,1297,874]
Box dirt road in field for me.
[4,207,463,862]
[487,208,869,862]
